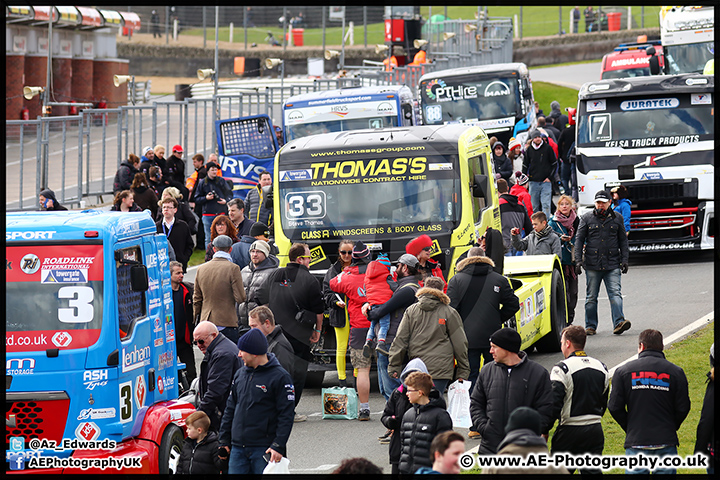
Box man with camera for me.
[193,161,233,248]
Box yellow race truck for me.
[271,125,567,379]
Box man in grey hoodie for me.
[511,211,561,257]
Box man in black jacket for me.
[608,329,691,474]
[522,130,558,215]
[549,325,609,474]
[557,108,576,194]
[248,305,295,379]
[574,190,630,336]
[195,321,241,432]
[448,246,519,440]
[470,328,553,453]
[448,247,519,386]
[497,180,533,255]
[157,197,194,271]
[170,261,197,384]
[256,242,324,419]
[194,162,233,248]
[219,329,295,474]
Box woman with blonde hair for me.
[204,214,239,262]
[548,194,579,323]
[156,186,198,235]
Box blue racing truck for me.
[215,114,281,201]
[6,210,195,473]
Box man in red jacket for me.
[330,241,373,420]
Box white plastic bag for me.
[263,456,290,474]
[447,380,472,428]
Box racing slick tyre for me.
[534,266,568,353]
[158,423,184,474]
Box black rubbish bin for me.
[244,58,261,78]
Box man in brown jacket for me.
[193,235,246,345]
[388,276,470,395]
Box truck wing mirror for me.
[130,264,149,292]
[472,174,488,198]
[522,79,532,99]
[262,185,274,210]
[648,53,661,76]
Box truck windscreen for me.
[6,244,104,352]
[278,154,460,239]
[577,96,714,148]
[420,75,519,125]
[285,115,399,141]
[664,42,714,75]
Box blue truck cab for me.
[6,210,194,473]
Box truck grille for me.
[611,178,699,210]
[6,393,70,451]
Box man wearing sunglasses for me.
[195,321,241,432]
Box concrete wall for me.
[512,28,660,67]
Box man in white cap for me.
[238,239,279,327]
[574,190,630,336]
[193,235,246,345]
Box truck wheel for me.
[535,267,568,353]
[158,424,184,474]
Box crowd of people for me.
[43,121,710,475]
[182,234,713,475]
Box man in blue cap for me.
[218,328,295,474]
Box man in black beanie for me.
[218,328,295,474]
[469,327,553,454]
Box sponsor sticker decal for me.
[586,99,606,112]
[76,422,101,441]
[52,331,73,348]
[691,93,711,105]
[134,375,146,410]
